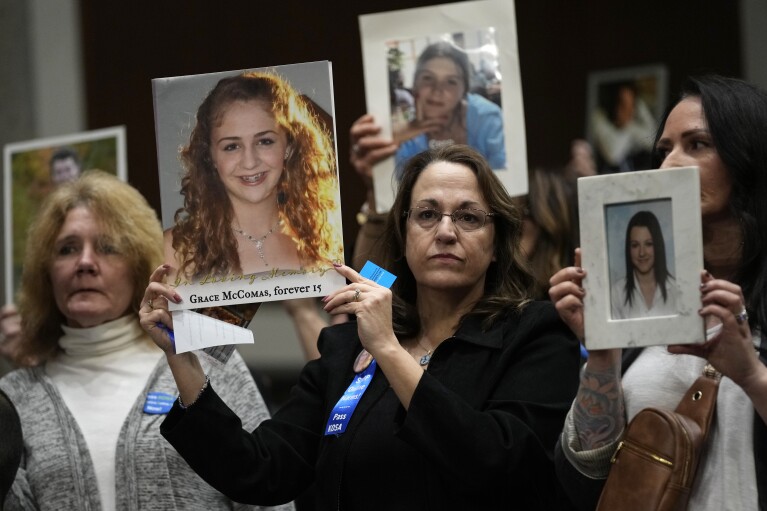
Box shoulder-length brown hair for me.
[15,170,163,365]
[514,166,577,299]
[172,70,342,278]
[379,144,535,337]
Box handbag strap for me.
[674,363,721,440]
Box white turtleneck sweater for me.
[45,315,162,511]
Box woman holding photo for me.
[610,209,677,319]
[141,144,581,510]
[165,70,343,281]
[549,75,767,510]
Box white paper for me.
[172,309,254,354]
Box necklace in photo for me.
[233,219,280,266]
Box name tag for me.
[143,391,175,414]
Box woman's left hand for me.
[668,271,762,388]
[323,264,398,358]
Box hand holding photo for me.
[578,166,705,349]
[152,61,346,310]
[359,0,527,212]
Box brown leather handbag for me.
[596,364,721,511]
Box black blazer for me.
[162,301,581,510]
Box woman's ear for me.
[284,146,293,161]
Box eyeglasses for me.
[404,206,495,231]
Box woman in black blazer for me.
[141,144,581,510]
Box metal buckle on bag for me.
[702,363,722,381]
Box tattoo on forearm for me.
[573,366,625,450]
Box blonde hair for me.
[16,170,163,364]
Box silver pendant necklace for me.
[233,219,280,266]
[416,339,433,366]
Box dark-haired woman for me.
[142,145,580,510]
[550,75,767,510]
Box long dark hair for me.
[622,210,671,307]
[652,75,767,332]
[379,144,534,338]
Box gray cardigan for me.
[0,349,294,511]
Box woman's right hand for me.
[549,250,621,373]
[349,114,398,187]
[139,264,181,355]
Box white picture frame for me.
[3,126,127,303]
[578,166,705,349]
[359,0,527,213]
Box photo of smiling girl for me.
[159,66,343,282]
[609,208,678,319]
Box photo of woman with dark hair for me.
[610,209,677,319]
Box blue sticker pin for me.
[143,391,176,414]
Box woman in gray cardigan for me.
[0,170,292,511]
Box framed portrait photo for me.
[578,166,705,349]
[585,64,668,174]
[3,126,127,303]
[152,61,346,312]
[359,0,527,213]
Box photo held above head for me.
[586,65,667,175]
[152,62,346,311]
[358,0,528,212]
[166,70,342,279]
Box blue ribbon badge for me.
[324,359,377,436]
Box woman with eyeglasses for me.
[139,144,581,510]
